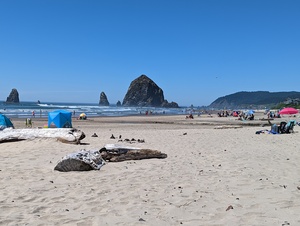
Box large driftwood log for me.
[54,149,105,172]
[0,128,85,144]
[54,145,167,172]
[100,144,167,162]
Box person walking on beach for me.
[32,111,35,118]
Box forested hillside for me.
[209,91,300,109]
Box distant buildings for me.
[284,98,300,105]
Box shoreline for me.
[9,113,291,130]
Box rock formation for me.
[6,88,19,103]
[122,75,179,108]
[161,100,179,108]
[116,100,122,107]
[99,91,109,106]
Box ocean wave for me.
[1,101,185,118]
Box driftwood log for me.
[0,128,85,144]
[54,149,105,172]
[100,144,167,162]
[54,145,167,172]
[100,149,167,162]
[214,125,243,129]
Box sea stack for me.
[6,88,20,103]
[122,74,179,108]
[116,100,122,107]
[99,92,110,106]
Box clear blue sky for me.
[0,0,299,106]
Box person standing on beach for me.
[32,111,35,118]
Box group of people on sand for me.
[217,111,229,117]
[185,109,258,120]
[237,112,254,121]
[266,110,281,119]
[218,110,254,120]
[241,114,254,120]
[226,110,254,121]
[186,114,194,119]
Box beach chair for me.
[285,120,296,133]
[279,120,296,134]
[278,121,287,133]
[25,118,33,127]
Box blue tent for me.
[48,110,72,128]
[0,114,14,130]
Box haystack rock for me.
[99,92,109,106]
[122,74,179,108]
[6,88,20,103]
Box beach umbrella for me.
[80,113,86,117]
[79,113,87,120]
[279,107,299,115]
[246,110,255,115]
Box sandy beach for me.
[1,113,300,226]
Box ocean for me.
[0,101,187,118]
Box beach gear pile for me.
[256,120,297,135]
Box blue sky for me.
[0,0,299,106]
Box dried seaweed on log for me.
[54,149,105,172]
[0,128,85,144]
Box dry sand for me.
[1,114,300,225]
